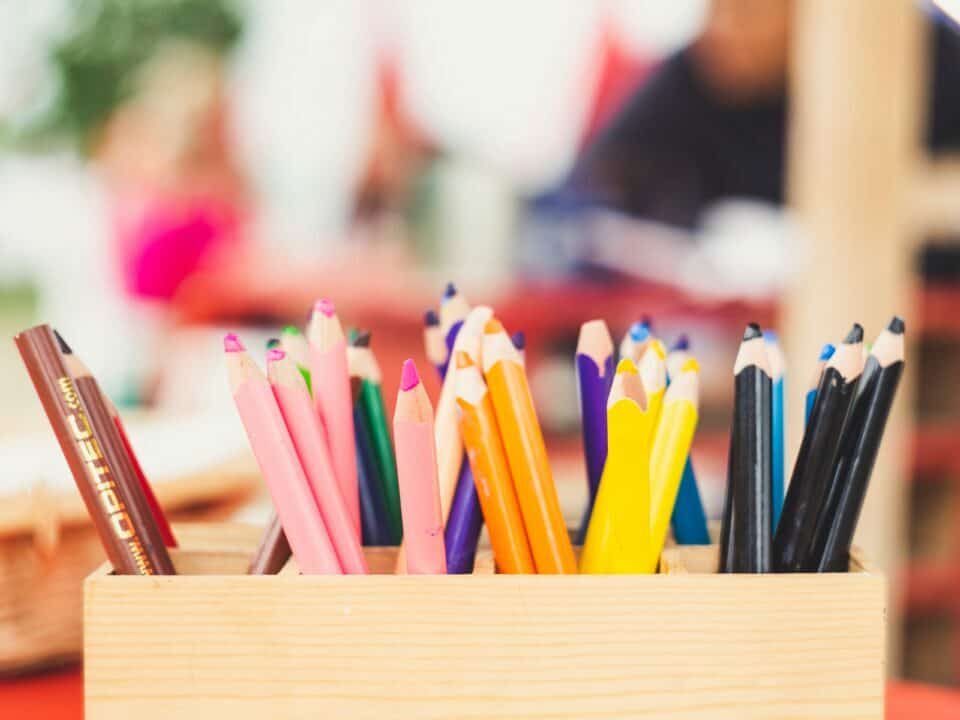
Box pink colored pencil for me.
[267,348,368,574]
[393,359,446,574]
[225,334,342,575]
[307,299,360,542]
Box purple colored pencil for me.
[574,320,616,543]
[444,459,484,573]
[435,282,484,572]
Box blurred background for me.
[2,0,960,705]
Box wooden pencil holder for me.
[84,523,885,719]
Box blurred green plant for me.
[20,0,242,155]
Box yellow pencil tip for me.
[455,350,474,369]
[616,358,638,374]
[484,318,505,335]
[681,357,700,373]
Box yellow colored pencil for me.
[638,338,666,440]
[580,358,654,574]
[645,357,700,572]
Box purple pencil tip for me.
[424,309,440,327]
[266,348,286,362]
[400,358,421,391]
[442,282,457,300]
[511,330,526,351]
[224,333,245,352]
[670,334,690,352]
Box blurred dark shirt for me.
[568,21,960,230]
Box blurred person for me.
[568,0,960,229]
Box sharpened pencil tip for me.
[53,329,72,355]
[484,318,505,335]
[266,348,286,362]
[351,329,371,348]
[224,333,245,352]
[281,325,302,336]
[629,322,649,342]
[616,358,638,374]
[743,323,762,341]
[442,282,457,300]
[843,323,864,344]
[400,358,420,391]
[314,298,335,317]
[424,309,439,327]
[266,338,280,350]
[640,314,654,331]
[455,350,474,370]
[887,316,905,334]
[511,330,526,351]
[670,334,690,352]
[819,343,836,361]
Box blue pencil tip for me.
[819,343,836,361]
[670,334,690,352]
[640,314,654,331]
[762,329,779,343]
[424,309,439,327]
[442,282,457,300]
[629,322,649,342]
[510,330,526,351]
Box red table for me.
[2,666,958,718]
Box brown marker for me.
[248,513,292,574]
[14,324,175,575]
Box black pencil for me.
[730,323,772,573]
[772,324,864,572]
[718,431,736,573]
[806,317,905,572]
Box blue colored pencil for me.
[666,335,710,544]
[764,331,786,532]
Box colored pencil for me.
[580,358,653,574]
[666,335,710,546]
[439,282,470,378]
[351,373,393,547]
[718,432,736,572]
[455,351,535,573]
[266,337,280,350]
[729,323,773,573]
[806,343,836,424]
[307,299,360,542]
[248,513,292,574]
[764,330,786,531]
[393,359,446,574]
[773,325,863,572]
[59,343,176,573]
[618,321,650,364]
[281,325,312,393]
[423,309,446,376]
[646,357,701,570]
[639,338,667,439]
[226,334,342,574]
[806,317,905,572]
[573,319,615,544]
[511,330,526,365]
[54,331,177,549]
[350,331,403,544]
[268,347,367,572]
[15,325,173,575]
[483,318,576,573]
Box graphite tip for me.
[53,329,72,354]
[887,316,905,334]
[843,323,864,344]
[743,323,763,341]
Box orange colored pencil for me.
[455,351,535,574]
[481,318,576,574]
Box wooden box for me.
[84,525,885,719]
